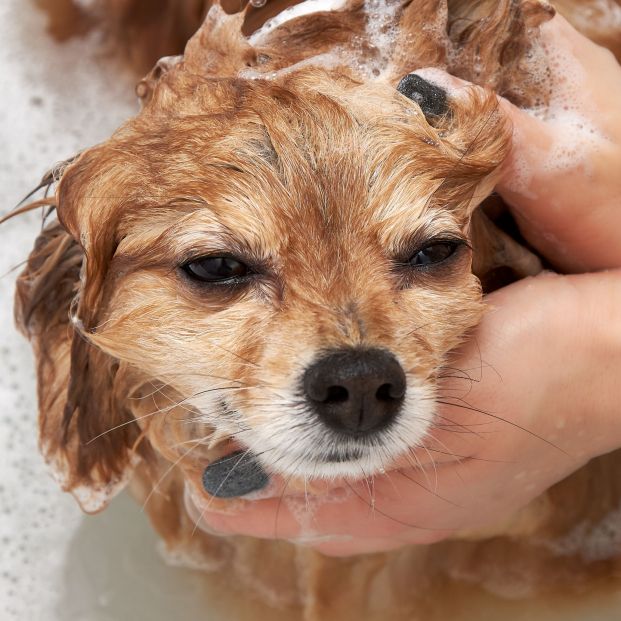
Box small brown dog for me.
[10,1,621,619]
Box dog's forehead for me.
[136,71,434,162]
[79,72,480,262]
[125,75,450,214]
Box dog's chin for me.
[289,452,395,480]
[242,431,426,480]
[191,386,436,481]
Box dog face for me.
[17,0,564,513]
[50,67,508,496]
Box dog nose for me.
[303,348,406,436]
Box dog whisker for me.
[397,464,461,508]
[85,405,180,444]
[435,396,570,456]
[90,381,267,443]
[142,439,206,512]
[421,444,510,465]
[347,478,451,533]
[410,441,437,492]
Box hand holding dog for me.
[194,271,621,556]
[496,14,621,273]
[193,15,621,556]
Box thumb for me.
[410,67,556,199]
[409,67,611,272]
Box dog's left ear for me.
[396,71,513,220]
[15,153,151,513]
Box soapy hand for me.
[490,15,621,273]
[417,14,621,273]
[191,14,621,555]
[191,271,621,556]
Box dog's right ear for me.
[15,218,149,513]
[14,154,153,513]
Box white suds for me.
[249,0,347,45]
[504,19,608,198]
[239,51,342,80]
[283,487,354,543]
[157,540,227,572]
[247,0,403,81]
[540,502,621,562]
[360,0,400,78]
[561,0,621,33]
[68,453,141,514]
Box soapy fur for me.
[9,0,621,618]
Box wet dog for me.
[10,1,621,618]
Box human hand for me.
[189,271,621,556]
[496,15,621,272]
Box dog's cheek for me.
[396,272,484,362]
[89,271,273,405]
[82,270,218,370]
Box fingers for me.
[194,468,460,543]
[495,15,621,271]
[416,13,621,272]
[188,272,621,555]
[194,455,492,554]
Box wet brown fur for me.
[10,0,621,617]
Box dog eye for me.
[409,241,460,267]
[183,256,250,283]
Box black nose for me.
[303,348,406,436]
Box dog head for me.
[16,0,556,511]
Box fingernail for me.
[397,72,449,118]
[202,450,269,498]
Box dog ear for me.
[423,80,513,215]
[15,162,152,513]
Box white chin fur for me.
[234,382,436,481]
